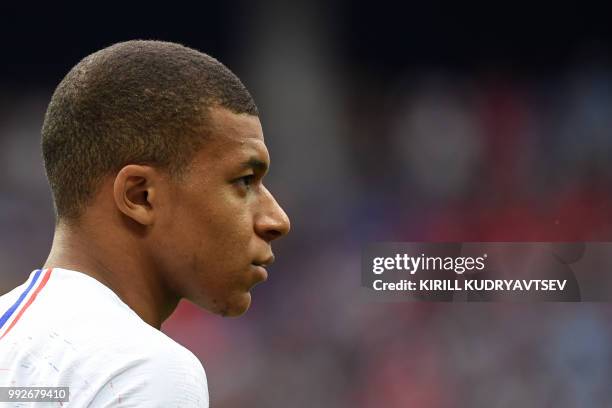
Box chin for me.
[212,292,252,317]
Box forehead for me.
[187,107,269,174]
[207,107,267,155]
[209,107,263,140]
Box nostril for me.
[266,229,283,241]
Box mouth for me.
[250,254,274,285]
[253,254,275,268]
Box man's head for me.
[42,40,290,317]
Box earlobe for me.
[113,165,157,226]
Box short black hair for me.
[42,40,258,221]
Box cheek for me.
[194,192,254,246]
[158,184,255,264]
[159,196,257,315]
[173,193,254,268]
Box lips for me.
[250,253,274,285]
[252,254,275,268]
[250,264,269,284]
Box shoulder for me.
[0,269,209,406]
[77,297,209,407]
[89,328,209,407]
[138,324,207,378]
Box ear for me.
[113,165,159,226]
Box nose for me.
[255,187,291,242]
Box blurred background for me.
[2,2,612,407]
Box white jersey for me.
[0,268,209,407]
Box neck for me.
[43,222,180,329]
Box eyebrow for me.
[240,157,269,173]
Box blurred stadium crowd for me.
[2,3,612,407]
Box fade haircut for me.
[42,40,258,221]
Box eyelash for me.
[236,175,255,189]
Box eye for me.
[235,175,255,190]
